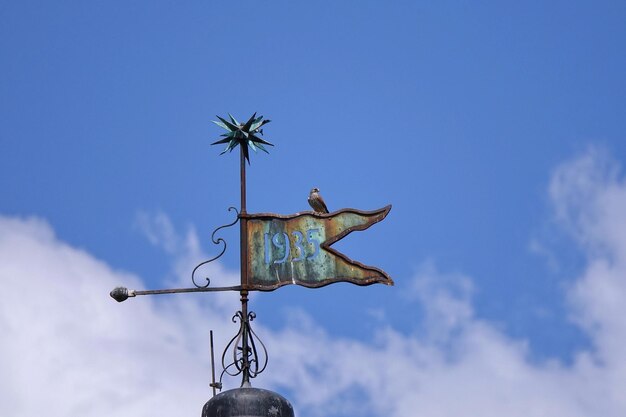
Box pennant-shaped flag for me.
[245,205,393,290]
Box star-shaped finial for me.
[211,113,273,164]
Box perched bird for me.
[308,187,329,213]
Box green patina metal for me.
[211,113,273,164]
[246,205,393,290]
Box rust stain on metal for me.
[245,205,393,290]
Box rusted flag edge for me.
[244,205,393,290]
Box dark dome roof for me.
[202,387,295,417]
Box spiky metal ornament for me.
[212,113,273,164]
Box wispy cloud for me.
[2,148,626,416]
[0,214,240,417]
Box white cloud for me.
[263,148,626,417]
[135,211,182,254]
[0,215,239,417]
[2,148,626,417]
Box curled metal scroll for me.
[191,207,239,288]
[219,310,268,384]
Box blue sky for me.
[2,2,626,416]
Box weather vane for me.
[110,113,393,416]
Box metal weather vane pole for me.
[211,112,273,387]
[239,146,250,386]
[238,144,251,386]
[111,112,273,390]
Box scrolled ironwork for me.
[219,310,268,385]
[191,207,239,288]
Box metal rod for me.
[210,330,217,397]
[109,285,244,302]
[239,147,248,289]
[240,142,247,216]
[133,286,242,296]
[239,146,252,387]
[240,290,250,387]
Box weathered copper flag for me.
[245,205,393,290]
